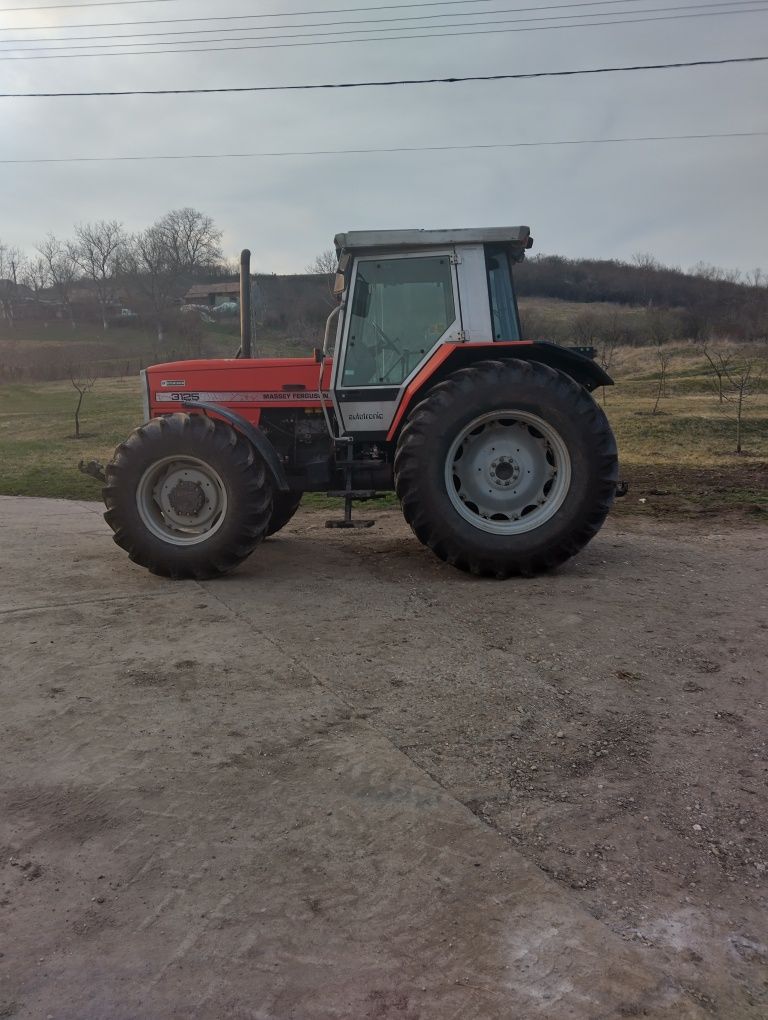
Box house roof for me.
[185,282,240,298]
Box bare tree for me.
[651,338,671,415]
[703,346,733,404]
[155,208,223,275]
[22,256,50,314]
[306,248,338,276]
[0,242,27,327]
[632,252,661,272]
[597,329,621,407]
[719,359,763,454]
[124,226,179,342]
[38,233,78,326]
[70,220,127,329]
[571,310,599,347]
[71,372,96,439]
[746,268,764,288]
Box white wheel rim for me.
[444,410,571,535]
[136,455,228,546]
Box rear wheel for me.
[266,491,303,537]
[104,413,273,579]
[394,359,618,577]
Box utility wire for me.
[1,0,750,39]
[0,0,679,27]
[1,5,766,57]
[2,54,765,97]
[0,0,179,11]
[2,0,761,45]
[2,129,766,163]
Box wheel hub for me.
[489,455,520,488]
[444,411,572,536]
[167,479,206,517]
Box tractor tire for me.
[266,491,303,537]
[103,412,273,579]
[394,359,618,578]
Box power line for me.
[1,5,766,57]
[2,0,761,45]
[1,0,751,41]
[0,0,679,30]
[0,0,179,11]
[2,130,766,162]
[2,54,765,97]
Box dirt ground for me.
[1,496,766,1019]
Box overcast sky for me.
[1,0,766,274]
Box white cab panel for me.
[337,399,399,433]
[455,244,493,342]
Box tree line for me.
[0,208,227,340]
[515,253,768,343]
[2,219,767,346]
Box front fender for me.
[182,400,290,492]
[522,342,613,390]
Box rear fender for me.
[182,400,290,492]
[386,341,612,441]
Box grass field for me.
[0,345,766,519]
[0,320,315,384]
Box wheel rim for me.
[136,455,228,546]
[444,410,571,535]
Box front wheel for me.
[104,413,273,579]
[266,491,303,537]
[394,359,618,578]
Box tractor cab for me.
[327,227,533,437]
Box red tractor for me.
[103,227,619,579]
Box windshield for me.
[342,255,456,387]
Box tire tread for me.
[394,359,618,578]
[103,412,272,579]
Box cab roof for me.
[334,226,533,253]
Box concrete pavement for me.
[0,495,706,1018]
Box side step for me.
[326,438,385,529]
[326,490,386,501]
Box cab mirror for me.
[332,272,346,296]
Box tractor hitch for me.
[78,459,106,483]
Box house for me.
[184,282,240,308]
[182,274,334,336]
[68,284,124,321]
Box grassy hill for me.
[516,254,768,344]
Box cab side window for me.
[485,246,521,340]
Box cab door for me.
[331,250,462,436]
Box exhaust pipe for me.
[239,248,252,359]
